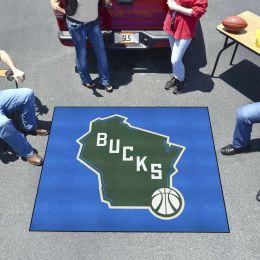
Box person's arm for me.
[50,0,66,16]
[167,0,193,16]
[0,50,25,83]
[167,0,208,18]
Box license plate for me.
[114,32,139,44]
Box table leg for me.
[211,37,236,77]
[230,43,239,65]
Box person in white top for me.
[69,0,99,23]
[50,0,113,92]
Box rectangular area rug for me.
[30,107,229,232]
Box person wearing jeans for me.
[221,102,260,202]
[221,102,260,155]
[163,0,208,94]
[168,36,192,83]
[50,0,113,92]
[0,50,48,166]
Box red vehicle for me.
[56,0,169,49]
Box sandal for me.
[82,82,96,89]
[104,85,113,93]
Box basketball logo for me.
[77,115,185,220]
[150,188,184,219]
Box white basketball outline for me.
[76,114,186,220]
[150,187,185,220]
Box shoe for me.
[82,82,96,89]
[23,152,44,166]
[256,190,260,202]
[30,129,49,136]
[34,129,49,136]
[172,79,186,94]
[164,76,176,90]
[104,85,113,93]
[221,144,251,155]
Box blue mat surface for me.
[30,107,229,232]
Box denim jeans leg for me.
[0,88,37,132]
[19,89,37,132]
[0,114,33,157]
[88,23,110,86]
[170,37,191,81]
[168,34,174,50]
[67,19,93,84]
[232,102,260,148]
[0,88,36,157]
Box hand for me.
[167,0,179,11]
[50,1,66,17]
[12,68,25,84]
[103,0,112,8]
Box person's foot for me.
[82,81,96,89]
[164,76,176,90]
[103,85,113,93]
[34,129,49,136]
[221,144,251,155]
[24,152,44,166]
[29,128,49,136]
[172,79,186,94]
[256,190,260,202]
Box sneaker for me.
[172,79,186,94]
[164,76,176,90]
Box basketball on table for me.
[222,16,248,32]
[150,187,184,219]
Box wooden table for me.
[0,69,10,78]
[211,11,260,77]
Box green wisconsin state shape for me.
[78,115,184,207]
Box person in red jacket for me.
[163,0,208,94]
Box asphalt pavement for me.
[0,0,259,259]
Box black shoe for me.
[256,190,260,202]
[82,82,96,89]
[172,79,186,94]
[221,144,251,155]
[164,76,176,90]
[104,85,113,93]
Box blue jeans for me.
[233,102,260,148]
[67,18,110,86]
[0,88,37,157]
[168,35,192,82]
